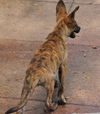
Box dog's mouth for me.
[69,32,76,38]
[69,26,81,38]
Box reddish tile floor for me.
[0,0,100,114]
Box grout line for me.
[35,0,100,6]
[82,26,100,30]
[0,96,100,108]
[0,39,42,43]
[68,0,75,13]
[66,102,100,108]
[0,96,45,102]
[35,0,72,4]
[0,40,100,48]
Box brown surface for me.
[0,0,100,114]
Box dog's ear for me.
[68,6,79,19]
[56,0,68,22]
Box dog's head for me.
[56,0,81,38]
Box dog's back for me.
[28,32,66,78]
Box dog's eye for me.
[67,22,72,27]
[67,23,76,29]
[67,22,72,25]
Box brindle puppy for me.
[5,0,80,113]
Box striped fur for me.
[5,0,80,113]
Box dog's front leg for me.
[58,63,67,105]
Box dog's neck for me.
[53,18,70,41]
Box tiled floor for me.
[0,0,100,114]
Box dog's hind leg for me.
[16,78,39,114]
[5,77,39,114]
[45,80,58,112]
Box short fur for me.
[5,0,80,113]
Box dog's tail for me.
[5,79,39,114]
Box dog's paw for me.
[44,102,58,112]
[58,97,67,105]
[16,110,23,114]
[16,111,23,114]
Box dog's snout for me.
[74,26,81,33]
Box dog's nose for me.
[74,26,81,33]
